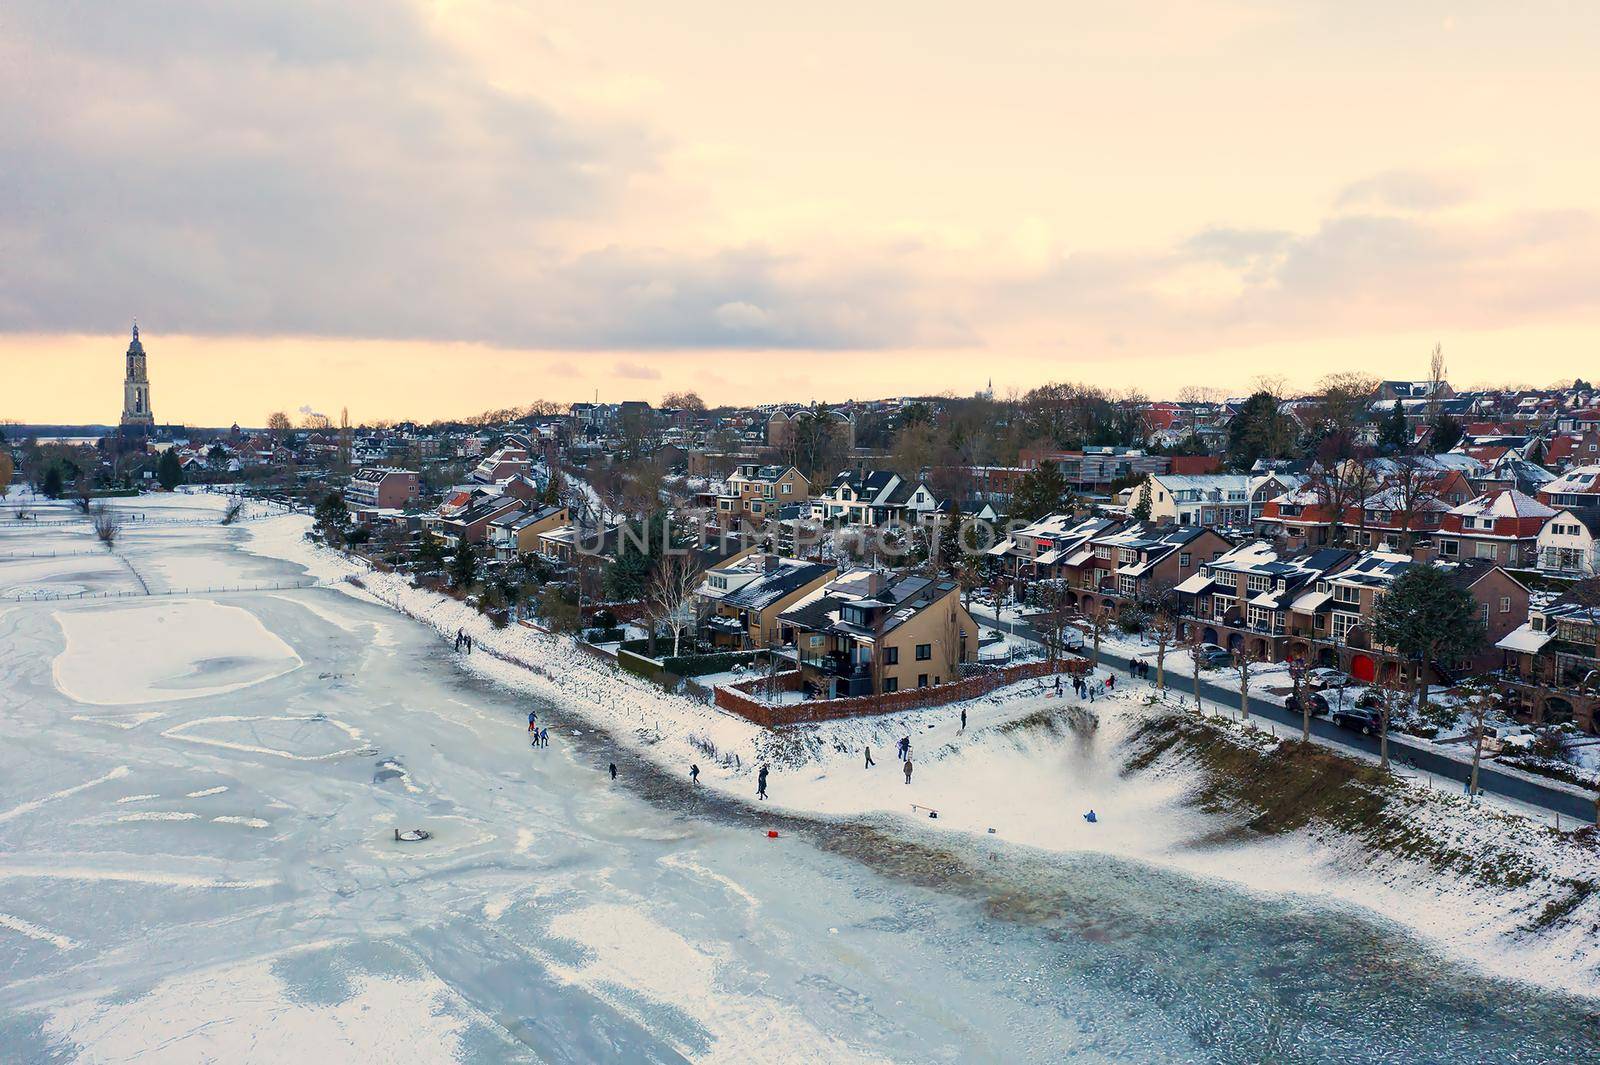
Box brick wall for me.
[713,658,1085,727]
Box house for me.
[1536,507,1600,578]
[1058,523,1232,616]
[345,467,420,511]
[987,514,1122,582]
[1021,447,1169,495]
[1137,472,1303,528]
[1538,464,1600,509]
[812,469,943,527]
[536,521,620,564]
[485,504,569,561]
[470,445,531,485]
[695,554,837,650]
[1495,596,1600,733]
[430,492,524,546]
[1306,554,1526,684]
[780,572,979,698]
[1433,491,1553,567]
[1177,542,1356,663]
[717,464,810,525]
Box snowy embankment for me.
[244,512,1600,997]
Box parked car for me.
[1331,705,1384,735]
[1194,644,1234,669]
[1477,725,1530,758]
[1286,692,1330,716]
[1305,668,1352,691]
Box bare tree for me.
[1185,625,1206,713]
[91,504,120,548]
[1235,646,1264,722]
[1144,587,1180,690]
[1426,342,1447,426]
[647,555,705,658]
[1460,679,1494,799]
[1087,608,1111,669]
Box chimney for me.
[862,570,886,596]
[763,552,780,575]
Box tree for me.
[1370,565,1487,761]
[1225,390,1295,470]
[92,504,121,548]
[1429,413,1464,453]
[266,411,293,441]
[449,540,479,590]
[1010,462,1069,521]
[661,391,706,412]
[1458,679,1495,798]
[1087,609,1111,669]
[542,467,565,507]
[647,555,704,657]
[1378,401,1409,454]
[157,449,183,490]
[1235,646,1262,722]
[1527,438,1546,466]
[41,464,64,499]
[1143,588,1179,690]
[314,491,350,546]
[1131,480,1153,522]
[0,451,12,499]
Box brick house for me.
[345,467,420,510]
[1495,597,1600,734]
[695,553,837,650]
[485,504,569,561]
[780,572,979,698]
[1433,490,1554,567]
[1177,542,1355,662]
[1055,523,1232,617]
[717,464,810,526]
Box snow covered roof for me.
[1496,623,1553,655]
[1450,489,1554,520]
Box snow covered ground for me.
[3,492,1598,1064]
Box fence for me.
[714,658,1085,727]
[1,580,318,603]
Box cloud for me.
[1334,170,1473,213]
[0,1,943,352]
[613,360,660,380]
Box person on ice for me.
[960,708,967,731]
[540,727,549,748]
[690,763,700,785]
[903,757,914,785]
[454,629,463,651]
[1083,810,1098,823]
[464,634,473,654]
[864,746,875,769]
[609,762,617,780]
[528,710,537,733]
[757,764,769,800]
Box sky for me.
[4,1,1600,426]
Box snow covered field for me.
[2,492,1598,1063]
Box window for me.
[1499,596,1512,614]
[884,646,899,665]
[1440,540,1459,556]
[918,673,929,687]
[1118,574,1138,597]
[916,643,932,661]
[1180,552,1192,567]
[1246,574,1271,593]
[1332,611,1360,641]
[1333,584,1361,605]
[781,483,791,494]
[883,677,898,692]
[1476,542,1495,559]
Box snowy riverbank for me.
[245,511,1600,999]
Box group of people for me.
[527,710,548,748]
[1128,659,1153,681]
[454,628,473,654]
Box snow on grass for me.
[44,959,468,1064]
[50,599,302,706]
[70,711,165,731]
[114,794,161,804]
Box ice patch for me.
[186,786,229,798]
[70,711,165,730]
[0,912,78,951]
[545,904,885,1064]
[114,794,160,805]
[0,864,277,889]
[163,714,371,762]
[212,816,270,828]
[117,811,200,823]
[51,600,301,705]
[0,766,130,824]
[44,959,467,1063]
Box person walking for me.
[540,727,549,748]
[960,708,967,732]
[757,764,769,800]
[903,758,914,785]
[1106,673,1115,691]
[608,762,617,780]
[528,710,537,735]
[864,745,875,769]
[464,634,473,654]
[1054,675,1062,697]
[690,764,700,785]
[454,629,463,652]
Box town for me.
[7,327,1598,812]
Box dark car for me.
[1194,645,1234,669]
[1286,692,1329,716]
[1330,706,1383,735]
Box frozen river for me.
[1,495,1597,1063]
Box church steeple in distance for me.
[120,320,155,433]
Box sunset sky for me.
[4,2,1599,426]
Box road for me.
[973,606,1599,825]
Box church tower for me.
[120,322,155,433]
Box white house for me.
[1537,508,1600,578]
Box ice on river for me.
[50,599,302,705]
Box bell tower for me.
[120,322,155,433]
